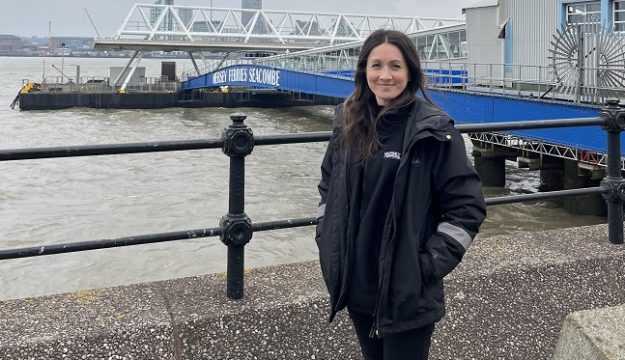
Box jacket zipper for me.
[369,204,397,338]
[369,320,379,338]
[368,127,442,338]
[365,108,452,336]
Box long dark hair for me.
[340,29,436,163]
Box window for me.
[414,30,467,60]
[566,1,601,31]
[426,35,434,59]
[460,30,468,58]
[417,36,428,59]
[615,0,625,31]
[427,35,447,60]
[447,31,461,58]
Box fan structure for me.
[549,23,625,102]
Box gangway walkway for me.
[182,64,622,168]
[95,4,464,50]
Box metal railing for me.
[420,61,625,105]
[183,56,625,106]
[1,101,624,300]
[21,76,180,95]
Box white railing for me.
[113,4,464,46]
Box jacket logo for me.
[411,158,422,167]
[384,151,401,160]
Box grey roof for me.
[463,0,498,11]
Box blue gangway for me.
[182,64,612,155]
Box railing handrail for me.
[2,103,625,299]
[0,119,605,161]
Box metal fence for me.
[24,77,180,94]
[420,61,625,105]
[1,101,624,300]
[183,54,625,106]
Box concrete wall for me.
[1,223,624,359]
[552,304,625,360]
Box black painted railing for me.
[1,101,624,299]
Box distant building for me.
[192,20,222,32]
[22,36,48,47]
[241,0,262,25]
[19,37,47,55]
[49,37,92,55]
[151,0,174,33]
[335,18,352,38]
[295,20,322,36]
[179,8,193,29]
[241,0,268,35]
[192,21,209,32]
[0,35,22,53]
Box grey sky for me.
[3,1,475,37]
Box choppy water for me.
[0,57,606,301]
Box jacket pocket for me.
[314,216,324,246]
[315,217,334,294]
[418,251,434,283]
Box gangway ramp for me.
[182,64,621,165]
[182,64,355,98]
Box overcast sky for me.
[3,0,475,37]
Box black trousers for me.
[349,310,435,360]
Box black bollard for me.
[599,99,625,244]
[220,113,254,299]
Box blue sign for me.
[182,64,354,98]
[211,67,281,87]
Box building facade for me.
[455,0,625,101]
[241,0,267,35]
[179,8,193,29]
[241,0,262,25]
[48,37,93,55]
[151,0,174,32]
[0,35,22,53]
[464,0,625,68]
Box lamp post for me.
[61,42,65,84]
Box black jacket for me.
[315,99,486,336]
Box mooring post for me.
[600,99,625,244]
[220,113,254,299]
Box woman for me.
[315,29,486,360]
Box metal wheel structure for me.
[549,23,625,103]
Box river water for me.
[0,56,606,301]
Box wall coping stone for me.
[552,304,625,360]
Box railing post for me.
[600,99,625,244]
[220,113,254,299]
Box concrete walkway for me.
[0,223,624,359]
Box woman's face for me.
[366,42,409,106]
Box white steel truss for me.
[468,132,625,170]
[248,24,466,74]
[112,4,465,47]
